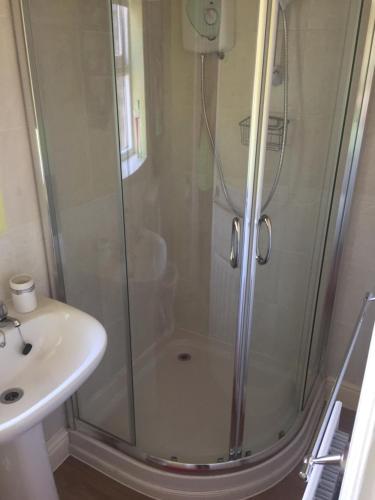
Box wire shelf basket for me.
[239,115,287,151]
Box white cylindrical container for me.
[9,274,37,314]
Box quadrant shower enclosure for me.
[12,0,375,495]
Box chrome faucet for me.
[0,301,21,328]
[0,301,32,354]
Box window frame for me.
[113,0,134,160]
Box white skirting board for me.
[47,428,70,472]
[325,377,360,411]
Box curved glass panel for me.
[117,0,259,462]
[243,0,364,456]
[23,0,135,443]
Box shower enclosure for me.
[12,0,375,495]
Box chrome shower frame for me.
[10,0,375,474]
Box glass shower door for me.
[112,0,266,463]
[22,0,279,465]
[22,0,135,444]
[242,0,365,457]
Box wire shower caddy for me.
[239,114,288,151]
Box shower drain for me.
[177,352,192,362]
[0,388,24,404]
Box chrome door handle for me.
[256,214,272,265]
[230,217,241,268]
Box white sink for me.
[0,297,107,500]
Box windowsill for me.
[121,153,146,179]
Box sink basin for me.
[0,297,107,500]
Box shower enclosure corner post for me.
[229,0,280,460]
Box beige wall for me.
[327,81,375,390]
[0,1,49,302]
[0,0,65,441]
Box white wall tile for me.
[301,29,344,117]
[0,0,10,18]
[285,0,310,31]
[0,18,26,131]
[0,128,40,227]
[307,0,351,31]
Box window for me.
[113,2,133,158]
[112,0,147,178]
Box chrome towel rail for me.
[300,291,375,481]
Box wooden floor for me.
[55,409,355,500]
[55,458,146,500]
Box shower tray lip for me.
[72,371,325,476]
[69,379,325,499]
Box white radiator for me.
[302,401,346,500]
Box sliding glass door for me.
[114,0,267,463]
[242,0,365,457]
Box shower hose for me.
[200,5,289,217]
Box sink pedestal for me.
[0,422,59,500]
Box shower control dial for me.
[204,7,218,26]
